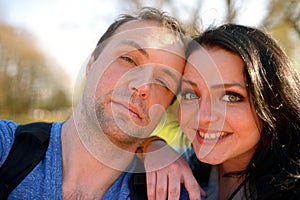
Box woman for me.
[179,24,300,199]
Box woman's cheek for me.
[178,103,199,141]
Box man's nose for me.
[128,66,153,100]
[130,84,150,99]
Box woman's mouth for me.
[198,131,230,140]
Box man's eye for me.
[181,91,198,100]
[155,79,168,89]
[222,93,243,102]
[121,56,136,65]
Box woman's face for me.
[179,47,262,169]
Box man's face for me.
[83,20,185,146]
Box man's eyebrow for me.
[182,78,197,87]
[162,68,180,83]
[120,40,149,58]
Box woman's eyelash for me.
[222,92,244,102]
[181,90,199,100]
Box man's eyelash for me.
[121,56,136,65]
[155,79,168,88]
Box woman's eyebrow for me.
[211,83,245,89]
[182,79,245,90]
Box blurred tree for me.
[0,24,71,122]
[120,0,300,71]
[262,0,300,35]
[261,0,300,71]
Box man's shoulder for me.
[0,120,19,134]
[0,120,19,164]
[7,121,63,199]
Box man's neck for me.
[60,117,137,199]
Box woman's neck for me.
[217,161,247,200]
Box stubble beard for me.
[95,100,142,146]
[85,88,162,148]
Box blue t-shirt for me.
[0,120,134,199]
[0,120,190,200]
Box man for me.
[0,7,199,199]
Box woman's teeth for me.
[198,131,229,140]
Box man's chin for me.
[104,131,140,151]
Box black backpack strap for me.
[0,122,52,199]
[129,158,148,200]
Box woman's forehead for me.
[184,47,245,85]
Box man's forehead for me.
[111,20,184,50]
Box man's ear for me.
[86,51,96,78]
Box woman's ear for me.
[86,51,96,78]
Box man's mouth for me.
[128,104,142,119]
[112,101,142,119]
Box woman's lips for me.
[195,128,233,141]
[198,131,230,140]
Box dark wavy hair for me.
[186,24,300,199]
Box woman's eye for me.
[181,91,199,100]
[222,93,243,102]
[121,56,136,65]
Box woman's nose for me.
[198,98,219,125]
